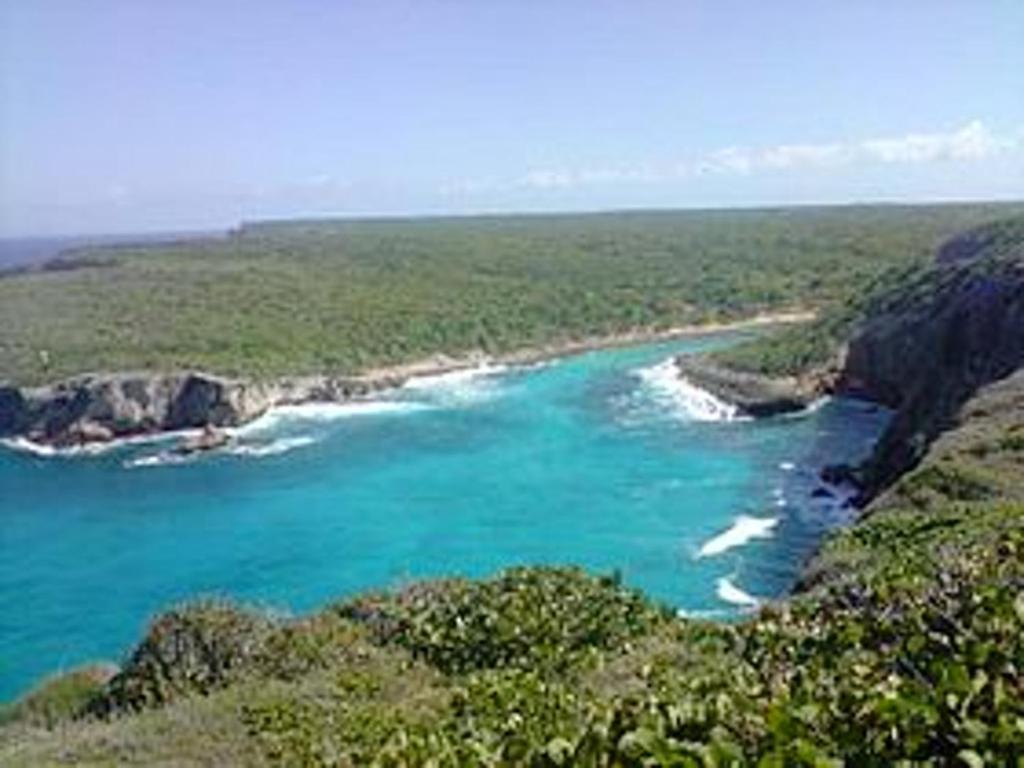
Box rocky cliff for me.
[841,240,1024,495]
[679,216,1024,501]
[0,372,401,448]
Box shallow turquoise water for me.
[0,333,888,700]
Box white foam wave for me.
[235,400,426,435]
[635,359,741,422]
[2,430,194,459]
[716,577,761,607]
[123,452,192,469]
[779,461,796,471]
[676,607,732,620]
[1,437,64,457]
[227,435,317,457]
[697,515,779,558]
[778,396,832,420]
[400,363,508,406]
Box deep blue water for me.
[0,333,889,700]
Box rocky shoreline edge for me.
[0,310,813,451]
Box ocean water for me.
[0,333,889,701]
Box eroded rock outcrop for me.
[0,371,404,448]
[673,356,834,417]
[843,251,1024,495]
[679,217,1024,502]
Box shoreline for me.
[357,309,815,385]
[1,310,813,453]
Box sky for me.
[1,0,1022,237]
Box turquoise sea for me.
[0,333,889,701]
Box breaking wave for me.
[634,359,741,422]
[697,515,779,558]
[778,396,832,420]
[716,576,761,607]
[2,430,194,459]
[236,400,428,435]
[400,363,509,407]
[123,452,193,469]
[227,436,317,457]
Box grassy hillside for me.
[2,371,1022,765]
[3,203,1020,386]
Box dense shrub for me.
[3,204,1018,385]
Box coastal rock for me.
[0,373,269,447]
[843,252,1024,496]
[675,220,1024,502]
[0,370,406,448]
[672,356,821,417]
[671,218,1024,505]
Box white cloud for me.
[860,120,1011,164]
[519,169,576,189]
[759,142,850,170]
[439,120,1019,196]
[701,147,754,175]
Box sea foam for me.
[635,359,741,422]
[236,400,427,435]
[400,363,508,406]
[2,430,196,459]
[716,577,761,607]
[697,515,779,558]
[123,452,193,469]
[227,435,317,457]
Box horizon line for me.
[4,194,1023,242]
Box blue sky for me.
[1,1,1022,236]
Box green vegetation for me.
[3,372,1022,764]
[3,203,1020,385]
[0,665,115,729]
[3,210,1023,763]
[713,214,1024,378]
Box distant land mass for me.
[0,230,225,272]
[3,202,1022,390]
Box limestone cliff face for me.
[678,217,1024,501]
[841,248,1024,495]
[0,372,401,447]
[0,374,269,446]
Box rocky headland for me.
[0,371,405,449]
[677,217,1024,501]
